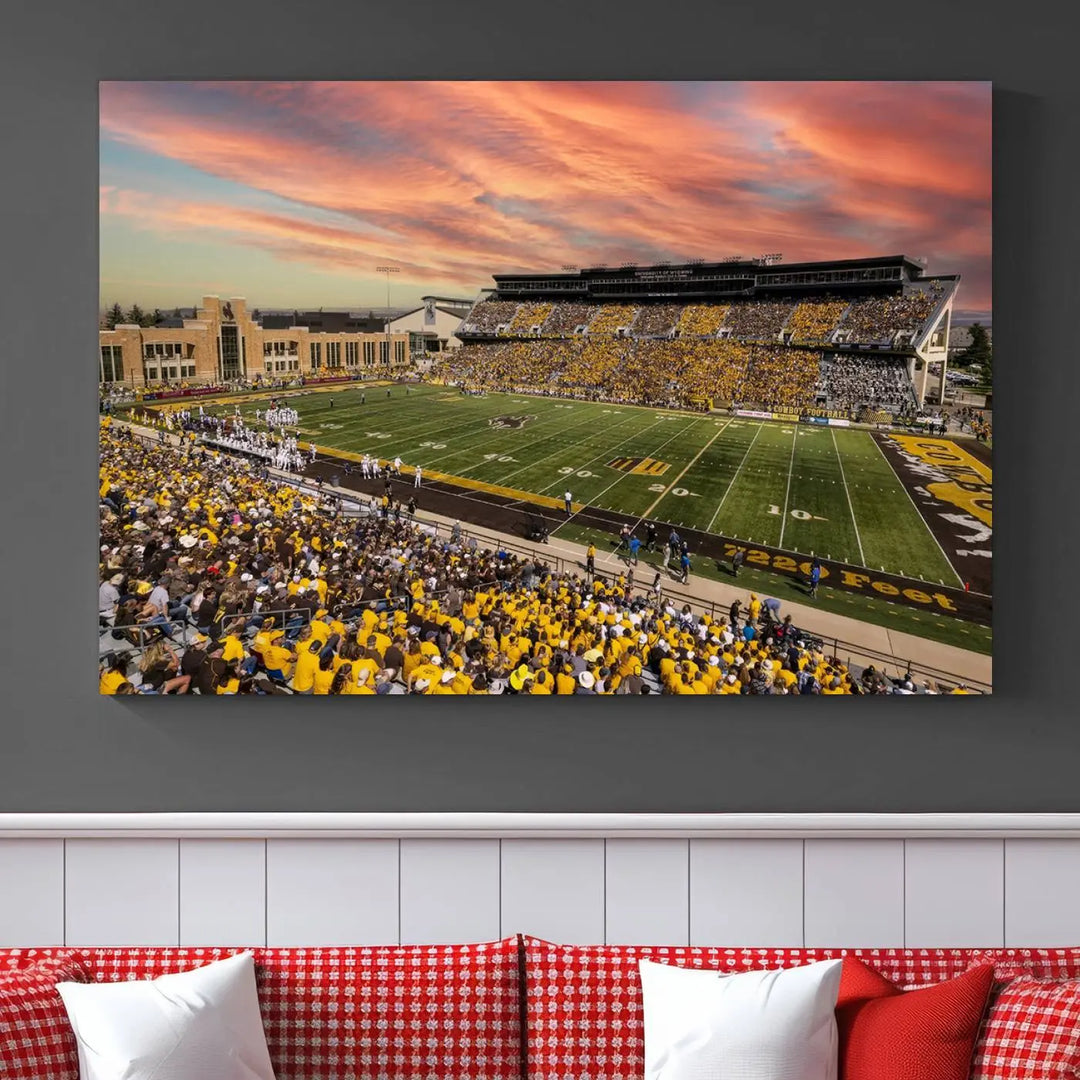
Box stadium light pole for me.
[376,265,399,371]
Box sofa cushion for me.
[639,957,843,1080]
[1,940,522,1080]
[57,951,276,1080]
[968,949,1080,982]
[971,977,1080,1080]
[521,938,974,1080]
[0,954,91,1080]
[836,958,994,1080]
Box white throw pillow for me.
[57,951,276,1080]
[639,957,843,1080]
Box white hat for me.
[179,534,198,548]
[356,667,370,684]
[240,572,253,582]
[708,655,719,667]
[726,673,738,684]
[578,670,595,689]
[638,633,648,645]
[414,678,430,690]
[440,669,455,684]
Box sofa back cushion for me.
[971,976,1080,1080]
[1,939,522,1080]
[521,938,974,1080]
[0,954,92,1080]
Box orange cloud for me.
[100,81,991,311]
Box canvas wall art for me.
[97,81,992,697]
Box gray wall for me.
[1,0,1076,812]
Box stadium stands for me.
[723,300,794,339]
[838,292,938,343]
[820,353,918,413]
[634,304,683,337]
[446,292,931,415]
[587,304,639,334]
[787,299,848,343]
[677,304,729,337]
[508,302,554,333]
[99,425,926,695]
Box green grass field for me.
[208,383,962,585]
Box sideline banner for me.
[735,409,772,419]
[827,418,851,428]
[802,416,829,426]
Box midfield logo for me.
[607,456,670,476]
[488,414,536,429]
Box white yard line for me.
[490,408,646,485]
[635,417,735,525]
[868,432,964,586]
[573,418,706,510]
[529,415,680,495]
[706,422,764,534]
[831,428,866,566]
[777,423,799,548]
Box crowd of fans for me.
[634,304,683,336]
[787,300,848,343]
[463,300,520,334]
[820,354,918,413]
[677,304,729,336]
[443,338,766,409]
[723,300,796,340]
[839,291,939,343]
[461,293,943,347]
[587,304,638,334]
[508,302,554,333]
[740,348,821,411]
[99,425,960,695]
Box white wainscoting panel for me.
[0,839,64,946]
[266,839,399,947]
[500,839,605,944]
[1005,839,1080,946]
[605,839,690,945]
[689,839,804,946]
[904,839,1004,947]
[65,839,180,947]
[3,818,1080,950]
[804,840,904,947]
[399,839,501,944]
[179,839,266,947]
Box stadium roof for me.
[493,254,927,283]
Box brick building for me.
[98,296,412,387]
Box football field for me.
[215,383,963,588]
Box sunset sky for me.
[99,81,992,317]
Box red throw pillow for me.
[0,955,91,1080]
[837,957,994,1080]
[971,977,1080,1080]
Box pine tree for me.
[172,307,182,318]
[106,302,125,329]
[958,322,992,386]
[126,303,145,326]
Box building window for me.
[380,340,390,365]
[264,342,273,356]
[144,365,159,382]
[363,341,375,367]
[394,340,406,364]
[220,325,241,379]
[310,342,321,369]
[100,345,124,383]
[326,341,341,367]
[346,341,358,366]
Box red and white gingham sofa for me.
[3,936,1080,1080]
